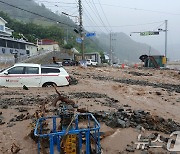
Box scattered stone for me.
[1,104,8,109]
[156,91,162,96]
[176,98,180,102]
[11,143,20,153]
[117,119,126,128]
[170,152,177,154]
[148,133,156,140]
[141,151,148,154]
[93,76,180,93]
[0,118,5,125]
[69,76,78,85]
[126,145,135,152]
[23,85,29,90]
[94,107,180,134]
[7,123,16,127]
[128,71,152,76]
[16,107,28,112]
[0,111,2,115]
[9,118,16,122]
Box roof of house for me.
[5,27,14,32]
[38,39,58,45]
[0,37,37,46]
[0,17,7,24]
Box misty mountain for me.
[97,32,160,63]
[0,0,75,27]
[0,0,160,63]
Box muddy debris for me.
[128,71,153,76]
[126,144,135,152]
[69,76,78,85]
[155,91,162,96]
[11,143,21,154]
[69,92,107,99]
[15,107,28,112]
[92,75,180,93]
[1,104,8,109]
[10,113,32,122]
[0,97,46,106]
[7,122,16,127]
[0,118,5,125]
[93,108,180,134]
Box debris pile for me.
[128,71,153,76]
[94,107,180,134]
[93,75,180,93]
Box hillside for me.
[0,0,75,26]
[0,0,160,62]
[98,32,160,63]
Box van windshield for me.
[0,66,11,73]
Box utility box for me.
[144,55,166,68]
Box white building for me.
[0,17,13,37]
[0,16,38,59]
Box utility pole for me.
[165,20,168,59]
[78,0,84,60]
[109,32,112,65]
[148,46,151,67]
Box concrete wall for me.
[38,44,60,52]
[26,44,38,56]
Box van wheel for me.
[43,82,56,87]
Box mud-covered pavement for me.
[0,66,180,154]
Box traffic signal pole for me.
[165,20,168,59]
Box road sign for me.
[76,37,82,43]
[140,31,159,36]
[86,32,96,37]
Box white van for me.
[0,63,70,87]
[86,59,98,66]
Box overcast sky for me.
[35,0,180,60]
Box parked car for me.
[62,59,77,66]
[86,59,98,66]
[0,63,70,87]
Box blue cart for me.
[34,113,101,154]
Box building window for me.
[0,25,4,31]
[10,49,13,54]
[0,38,6,47]
[20,43,25,49]
[2,48,5,54]
[7,40,14,48]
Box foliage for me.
[63,43,73,49]
[0,10,104,54]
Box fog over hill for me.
[97,32,159,63]
[0,0,161,62]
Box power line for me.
[96,0,112,31]
[34,0,76,4]
[0,0,76,28]
[91,3,180,16]
[83,0,109,33]
[88,0,110,32]
[84,21,164,28]
[82,6,105,33]
[75,0,104,33]
[35,0,180,16]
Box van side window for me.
[41,68,60,74]
[8,66,24,74]
[25,67,39,74]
